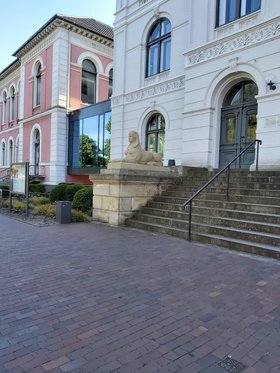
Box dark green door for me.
[219,81,258,169]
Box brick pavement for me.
[0,213,279,373]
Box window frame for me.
[81,59,97,105]
[146,18,171,78]
[34,62,42,107]
[145,113,165,156]
[10,86,15,122]
[216,0,261,27]
[2,91,7,125]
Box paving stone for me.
[0,214,279,372]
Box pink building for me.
[0,15,113,185]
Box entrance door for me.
[219,81,258,169]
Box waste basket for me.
[56,201,71,224]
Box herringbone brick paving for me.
[0,214,279,372]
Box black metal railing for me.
[182,139,262,241]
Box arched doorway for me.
[219,80,258,168]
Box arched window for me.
[108,68,113,98]
[33,129,40,175]
[2,91,7,124]
[146,18,171,77]
[34,63,42,106]
[9,139,14,165]
[1,142,6,166]
[10,86,15,122]
[145,113,165,156]
[81,59,97,104]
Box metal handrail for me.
[182,139,262,240]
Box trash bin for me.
[56,201,71,224]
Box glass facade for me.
[68,100,111,174]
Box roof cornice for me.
[13,15,114,59]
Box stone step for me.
[126,220,280,260]
[141,206,280,225]
[131,212,280,236]
[154,193,280,206]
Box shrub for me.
[12,200,26,212]
[0,183,9,198]
[29,184,46,193]
[65,184,83,201]
[37,203,56,218]
[72,187,92,212]
[71,209,91,222]
[29,196,50,206]
[49,184,68,202]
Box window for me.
[145,113,165,156]
[10,86,15,122]
[2,91,7,124]
[108,69,113,98]
[81,59,97,104]
[217,0,261,26]
[34,63,42,106]
[146,18,171,77]
[68,99,111,171]
[9,140,13,165]
[1,142,6,166]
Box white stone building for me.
[111,0,280,171]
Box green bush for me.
[29,184,46,193]
[29,196,50,206]
[12,200,26,212]
[49,184,68,202]
[0,183,9,198]
[37,203,56,218]
[71,209,91,222]
[72,187,92,212]
[65,184,83,201]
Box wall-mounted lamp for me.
[267,80,276,90]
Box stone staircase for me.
[125,168,280,259]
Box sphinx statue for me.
[123,130,163,166]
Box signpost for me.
[9,162,29,216]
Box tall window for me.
[35,63,42,106]
[2,92,7,124]
[9,140,14,165]
[81,59,97,104]
[217,0,261,26]
[10,86,15,122]
[146,18,171,77]
[146,113,165,156]
[1,142,6,166]
[108,68,113,98]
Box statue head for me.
[128,131,140,147]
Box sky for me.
[0,0,116,72]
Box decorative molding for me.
[139,0,151,6]
[125,76,185,104]
[187,19,280,66]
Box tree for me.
[79,134,98,167]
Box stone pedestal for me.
[89,161,177,225]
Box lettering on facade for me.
[125,77,185,103]
[188,20,280,65]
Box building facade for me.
[0,15,113,185]
[111,0,280,171]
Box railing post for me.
[188,200,192,241]
[226,166,230,201]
